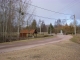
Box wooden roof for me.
[20,29,37,34]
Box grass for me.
[0,39,80,60]
[0,34,54,45]
[71,34,80,44]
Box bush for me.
[0,37,4,43]
[43,35,49,37]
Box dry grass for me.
[0,40,80,60]
[71,34,80,44]
[0,35,54,45]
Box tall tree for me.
[31,19,37,29]
[0,0,33,42]
[54,19,63,33]
[41,21,47,32]
[48,23,54,34]
[62,24,74,34]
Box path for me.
[0,35,72,53]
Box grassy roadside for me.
[0,35,55,45]
[70,34,80,44]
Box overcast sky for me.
[30,0,80,25]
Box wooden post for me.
[74,15,76,35]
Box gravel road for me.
[0,35,72,53]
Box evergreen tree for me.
[41,21,47,32]
[48,23,54,34]
[31,19,37,29]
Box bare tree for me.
[0,0,34,42]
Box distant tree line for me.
[31,19,80,35]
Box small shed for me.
[20,29,37,37]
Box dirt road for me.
[1,35,80,60]
[0,35,72,53]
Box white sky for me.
[30,0,80,25]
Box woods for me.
[0,0,32,42]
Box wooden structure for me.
[20,29,37,37]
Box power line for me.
[0,1,75,16]
[0,3,70,21]
[0,5,70,20]
[25,2,72,15]
[26,13,69,20]
[58,0,76,12]
[59,1,80,13]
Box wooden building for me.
[20,29,37,37]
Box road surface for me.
[0,35,72,53]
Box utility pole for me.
[18,11,20,39]
[18,0,21,39]
[39,20,42,34]
[50,25,51,34]
[74,15,76,35]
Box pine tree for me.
[48,23,54,34]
